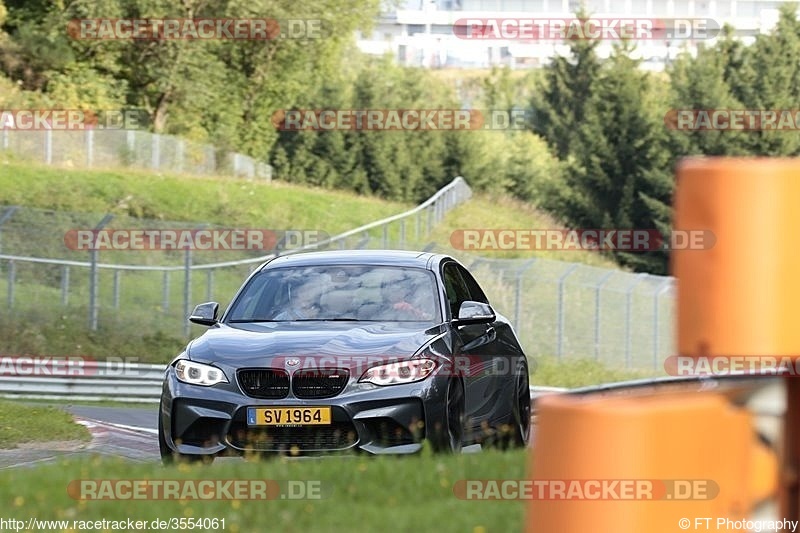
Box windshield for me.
[226,265,441,323]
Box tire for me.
[430,377,465,453]
[510,362,531,448]
[158,412,213,465]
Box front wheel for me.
[429,377,465,454]
[511,362,531,447]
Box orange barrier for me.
[527,391,775,532]
[527,158,792,531]
[674,158,800,357]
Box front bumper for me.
[159,367,451,456]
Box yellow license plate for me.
[247,406,331,426]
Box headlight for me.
[359,359,437,386]
[175,360,228,386]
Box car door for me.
[441,261,501,432]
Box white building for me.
[356,0,788,70]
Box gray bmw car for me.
[159,250,531,463]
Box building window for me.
[736,1,761,17]
[674,0,691,15]
[716,0,733,16]
[630,0,648,14]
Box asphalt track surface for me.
[0,404,494,468]
[0,405,160,469]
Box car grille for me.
[292,368,350,399]
[228,421,358,452]
[237,369,290,399]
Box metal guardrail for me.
[0,357,558,404]
[0,361,166,403]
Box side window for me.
[442,262,470,318]
[457,265,489,304]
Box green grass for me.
[0,161,411,231]
[430,193,621,268]
[0,399,90,448]
[0,451,528,533]
[531,356,652,389]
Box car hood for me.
[186,322,442,367]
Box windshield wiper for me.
[228,319,280,323]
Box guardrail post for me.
[515,259,536,329]
[89,214,114,331]
[183,249,192,338]
[593,270,616,361]
[112,270,121,309]
[151,133,160,170]
[162,271,170,313]
[44,130,53,165]
[556,264,580,359]
[61,266,70,306]
[126,130,135,166]
[6,260,14,308]
[624,273,649,368]
[86,129,94,167]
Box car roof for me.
[261,249,439,270]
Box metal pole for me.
[112,270,121,309]
[514,259,536,329]
[86,129,94,168]
[556,264,580,359]
[61,266,70,306]
[1,129,8,150]
[44,130,53,165]
[653,278,673,370]
[624,273,649,368]
[400,219,406,249]
[382,225,388,248]
[162,271,170,313]
[126,130,135,166]
[206,270,214,301]
[89,214,114,331]
[593,270,617,361]
[6,260,14,308]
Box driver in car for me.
[274,283,321,320]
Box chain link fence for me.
[0,176,674,372]
[0,129,271,180]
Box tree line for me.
[2,1,799,273]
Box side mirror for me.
[189,302,219,326]
[453,301,496,325]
